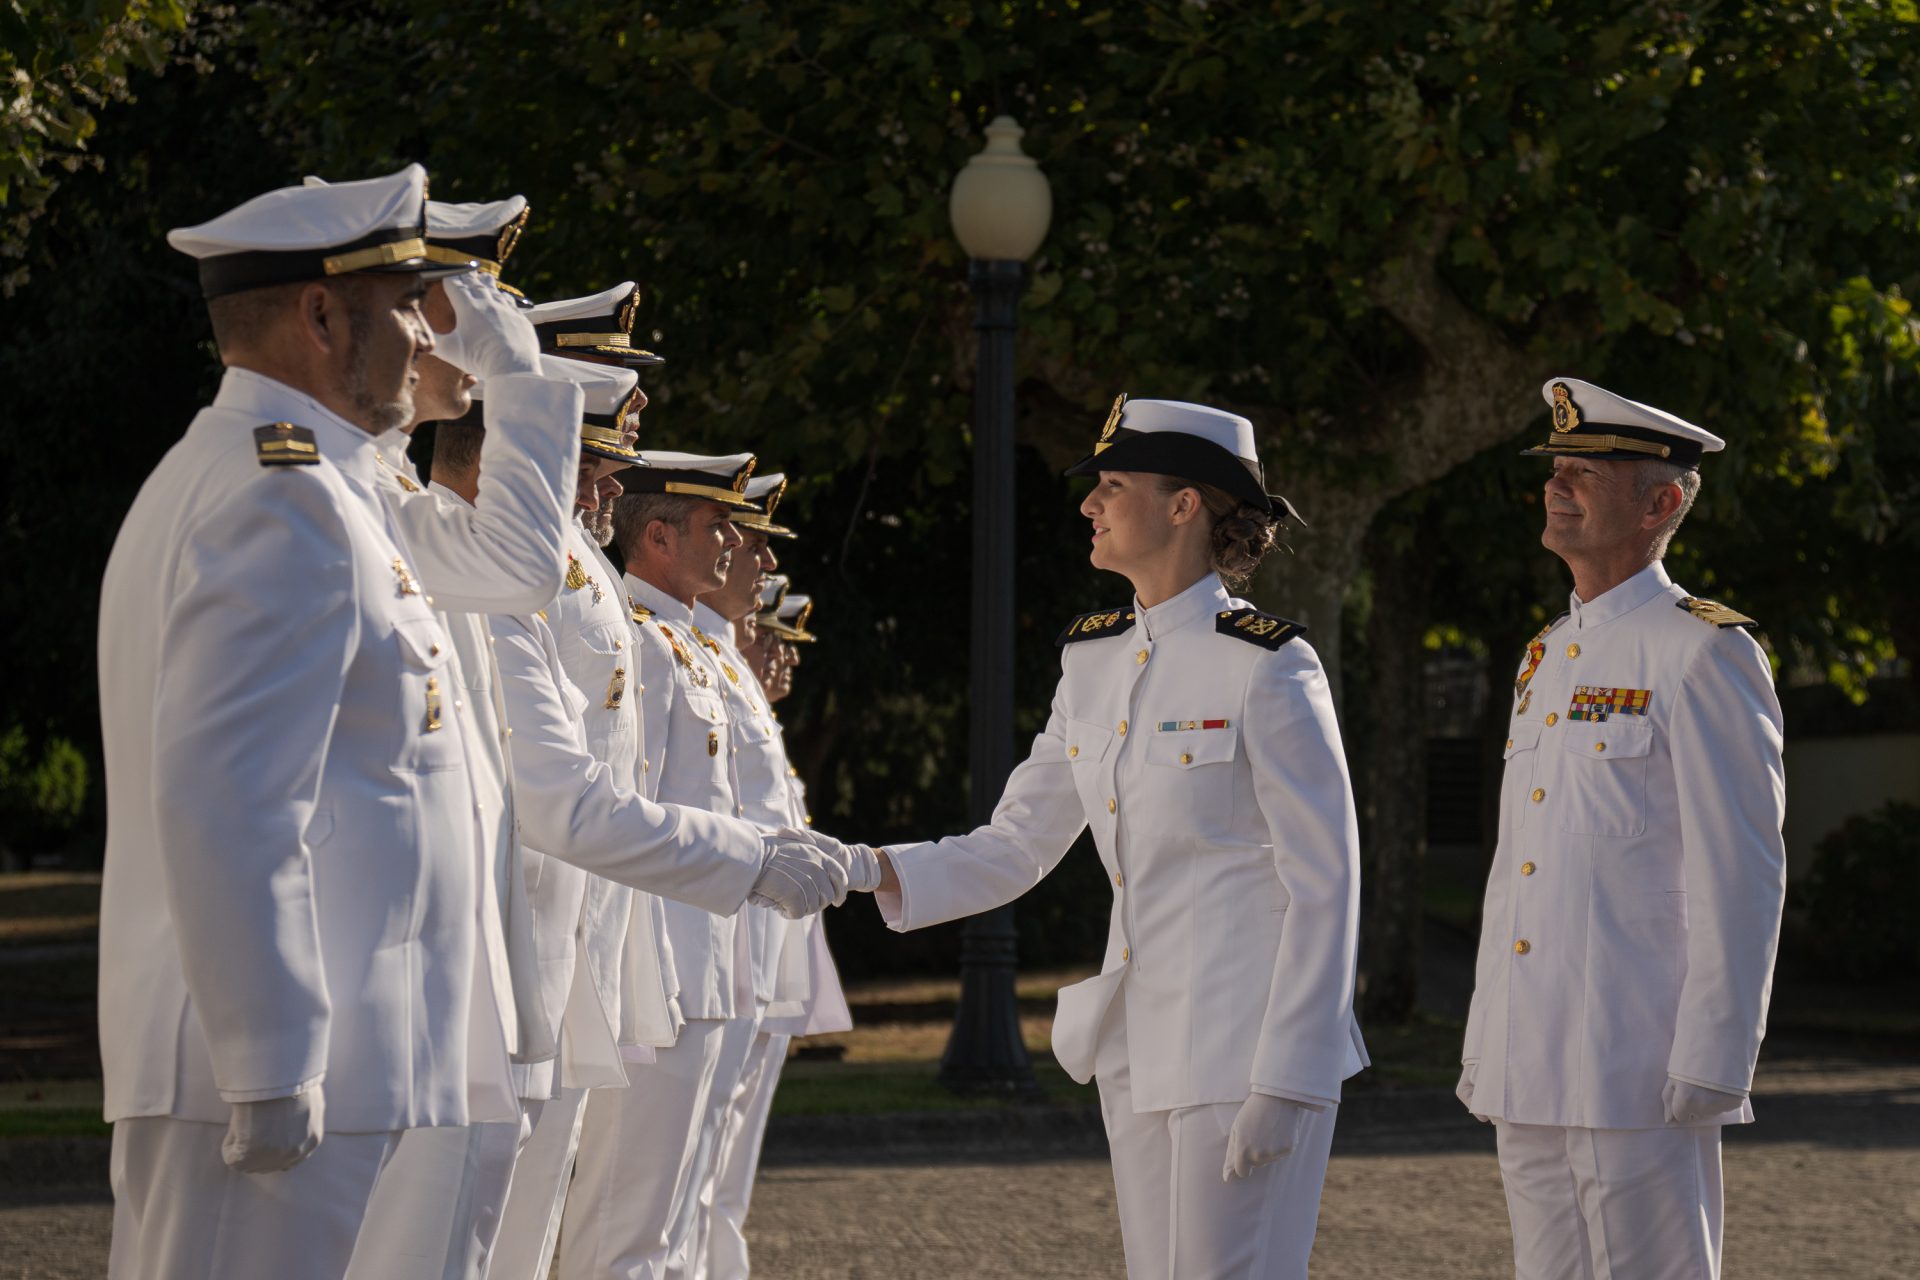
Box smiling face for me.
[1078,470,1189,577]
[1541,456,1666,561]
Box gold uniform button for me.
[1117,720,1128,736]
[615,638,624,650]
[1566,642,1581,659]
[1122,946,1131,962]
[429,643,441,657]
[1594,742,1606,753]
[424,595,435,607]
[1505,738,1513,750]
[1179,752,1192,765]
[1135,649,1148,665]
[1520,861,1536,876]
[1114,872,1123,887]
[1531,787,1546,803]
[1107,798,1117,814]
[1514,939,1532,955]
[1545,712,1559,726]
[1068,745,1080,759]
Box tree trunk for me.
[1357,528,1432,1025]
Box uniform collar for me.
[1568,560,1672,629]
[211,365,385,485]
[427,478,472,508]
[1135,573,1230,642]
[626,571,693,624]
[692,601,737,647]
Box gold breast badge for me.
[392,558,421,596]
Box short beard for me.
[342,301,414,435]
[584,506,615,547]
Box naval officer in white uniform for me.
[814,399,1369,1280]
[1458,378,1787,1280]
[97,166,525,1279]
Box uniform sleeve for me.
[1665,628,1787,1093]
[1242,642,1365,1102]
[490,612,767,914]
[387,372,581,614]
[150,473,353,1101]
[879,684,1089,931]
[634,624,675,801]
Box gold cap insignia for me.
[617,286,642,335]
[1550,382,1582,434]
[496,206,530,265]
[1094,393,1128,455]
[733,457,756,494]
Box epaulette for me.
[1677,597,1757,629]
[253,422,319,468]
[1057,606,1135,646]
[1215,607,1305,650]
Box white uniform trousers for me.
[108,1116,402,1280]
[490,1089,591,1280]
[1094,999,1336,1280]
[674,1015,763,1280]
[1495,1121,1724,1280]
[560,1018,730,1280]
[353,1120,522,1280]
[703,1031,790,1280]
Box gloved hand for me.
[781,827,883,893]
[1222,1092,1316,1182]
[1662,1077,1744,1125]
[222,1087,325,1174]
[1456,1061,1489,1123]
[748,834,850,918]
[432,271,543,380]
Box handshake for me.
[746,829,886,918]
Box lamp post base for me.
[937,904,1045,1099]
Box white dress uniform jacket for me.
[491,526,768,1095]
[691,603,810,1010]
[98,368,516,1131]
[1461,562,1787,1129]
[628,576,748,1019]
[881,574,1367,1110]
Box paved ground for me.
[3,1049,1913,1279]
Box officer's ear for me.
[1165,484,1204,528]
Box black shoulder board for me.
[254,422,320,468]
[1216,607,1305,650]
[1677,597,1757,629]
[1057,606,1136,646]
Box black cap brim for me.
[1066,433,1297,522]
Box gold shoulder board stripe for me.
[254,423,320,468]
[1677,597,1757,629]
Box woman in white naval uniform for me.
[825,398,1368,1280]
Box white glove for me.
[748,834,850,918]
[1456,1061,1489,1123]
[432,271,543,379]
[1222,1092,1316,1182]
[1662,1077,1744,1125]
[222,1087,324,1174]
[782,826,883,893]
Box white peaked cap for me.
[625,451,759,508]
[1119,400,1257,460]
[1524,376,1725,467]
[171,164,443,298]
[757,574,791,611]
[526,282,634,326]
[538,354,638,416]
[1065,395,1298,521]
[302,175,528,272]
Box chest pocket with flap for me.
[1141,724,1240,832]
[1063,718,1114,818]
[1558,718,1654,838]
[393,615,462,772]
[1502,720,1543,829]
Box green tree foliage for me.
[0,0,197,289]
[1793,800,1920,983]
[1,2,1914,982]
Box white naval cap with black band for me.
[624,451,759,509]
[169,163,463,300]
[1521,376,1724,468]
[1063,395,1304,525]
[736,473,798,539]
[762,591,816,643]
[434,356,644,467]
[303,176,531,283]
[526,282,665,366]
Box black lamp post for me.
[939,116,1053,1097]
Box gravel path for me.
[5,1054,1913,1279]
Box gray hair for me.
[612,491,702,559]
[1635,461,1703,558]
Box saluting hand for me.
[432,271,544,379]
